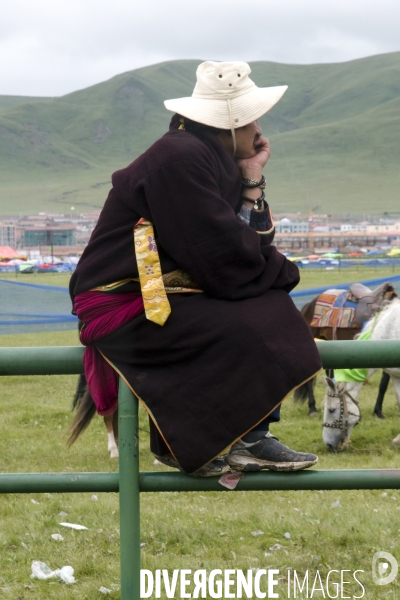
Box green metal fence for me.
[1,340,400,599]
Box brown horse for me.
[296,283,396,417]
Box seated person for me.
[69,61,322,476]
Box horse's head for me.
[322,378,362,452]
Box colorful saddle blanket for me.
[311,289,358,329]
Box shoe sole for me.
[155,455,231,477]
[225,455,318,472]
[191,465,231,478]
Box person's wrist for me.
[241,199,254,209]
[240,168,263,180]
[242,199,264,211]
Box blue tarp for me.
[0,279,77,334]
[1,273,400,334]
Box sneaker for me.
[154,454,231,478]
[225,433,318,472]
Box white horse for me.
[322,298,400,452]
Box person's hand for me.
[236,137,270,179]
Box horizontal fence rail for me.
[2,341,400,599]
[2,469,400,494]
[1,340,400,375]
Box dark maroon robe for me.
[70,117,322,474]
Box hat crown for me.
[192,61,255,99]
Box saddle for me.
[349,282,395,327]
[311,282,396,331]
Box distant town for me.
[1,210,400,262]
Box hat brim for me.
[164,85,288,130]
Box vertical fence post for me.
[118,377,140,600]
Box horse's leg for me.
[391,376,400,414]
[373,371,390,419]
[104,414,119,458]
[392,377,400,446]
[307,379,318,417]
[293,377,318,416]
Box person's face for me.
[233,120,263,159]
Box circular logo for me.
[372,551,398,586]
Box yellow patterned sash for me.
[133,218,171,326]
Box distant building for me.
[0,223,15,247]
[340,224,367,232]
[366,221,400,234]
[275,218,309,234]
[12,210,101,250]
[21,226,76,247]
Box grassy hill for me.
[0,53,399,216]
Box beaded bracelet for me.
[240,190,265,210]
[241,174,266,190]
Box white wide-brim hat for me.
[164,61,287,130]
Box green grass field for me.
[1,269,400,598]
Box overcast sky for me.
[1,0,399,97]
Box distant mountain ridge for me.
[0,53,399,216]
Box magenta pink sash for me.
[74,291,144,415]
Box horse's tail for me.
[67,377,96,446]
[72,373,88,410]
[293,378,316,403]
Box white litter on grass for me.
[99,587,112,594]
[294,508,300,512]
[140,542,146,548]
[284,532,291,539]
[153,459,162,466]
[21,542,28,549]
[91,495,98,501]
[31,561,76,584]
[331,500,341,508]
[269,544,284,551]
[264,552,272,557]
[251,530,264,537]
[382,492,388,498]
[59,522,88,531]
[51,534,64,541]
[58,511,68,517]
[30,499,40,505]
